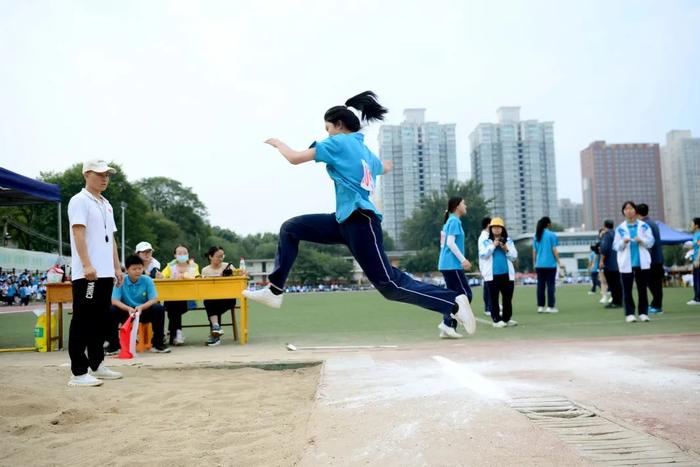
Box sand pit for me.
[0,364,321,466]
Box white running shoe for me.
[587,291,596,295]
[90,363,123,380]
[453,295,476,335]
[173,329,185,345]
[639,314,650,322]
[243,287,283,309]
[544,307,559,313]
[483,310,491,316]
[537,306,545,313]
[625,315,637,323]
[506,319,518,327]
[492,321,507,328]
[598,296,607,304]
[687,300,700,306]
[68,373,103,387]
[438,323,463,339]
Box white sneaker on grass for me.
[544,307,559,313]
[537,306,545,313]
[492,321,507,328]
[438,323,463,339]
[453,295,476,335]
[484,310,492,316]
[90,363,123,380]
[506,320,518,327]
[687,300,700,306]
[625,315,637,323]
[639,314,650,322]
[243,287,283,309]
[68,373,103,387]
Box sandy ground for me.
[1,334,699,466]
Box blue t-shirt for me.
[19,286,31,298]
[313,133,383,223]
[438,214,465,270]
[628,223,640,267]
[693,231,700,262]
[112,275,157,307]
[589,252,599,272]
[492,247,509,275]
[533,229,558,268]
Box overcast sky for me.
[2,0,698,234]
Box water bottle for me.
[239,257,246,272]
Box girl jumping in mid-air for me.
[243,91,476,335]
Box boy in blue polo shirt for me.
[106,255,170,354]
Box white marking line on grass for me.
[433,355,509,400]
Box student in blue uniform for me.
[437,197,473,339]
[479,218,518,328]
[613,201,655,323]
[533,216,562,313]
[244,91,476,335]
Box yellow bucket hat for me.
[489,217,505,228]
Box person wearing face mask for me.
[162,244,200,345]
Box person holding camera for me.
[478,218,518,328]
[201,246,237,346]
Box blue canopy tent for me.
[656,221,693,245]
[0,166,63,259]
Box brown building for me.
[581,141,664,229]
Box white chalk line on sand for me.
[432,355,509,400]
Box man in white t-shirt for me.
[67,159,124,387]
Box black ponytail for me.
[535,216,551,242]
[444,197,463,224]
[324,91,388,132]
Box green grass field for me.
[2,285,699,350]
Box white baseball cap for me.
[82,159,116,174]
[135,241,154,253]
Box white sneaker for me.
[537,306,545,313]
[90,363,123,380]
[506,320,518,327]
[438,323,463,339]
[243,287,283,309]
[598,296,607,304]
[174,329,185,345]
[492,321,507,328]
[639,314,650,322]
[544,307,559,313]
[687,300,700,306]
[68,373,103,387]
[453,295,476,335]
[625,315,637,323]
[587,291,595,295]
[483,310,491,316]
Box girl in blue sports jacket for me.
[244,91,476,336]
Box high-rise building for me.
[469,107,558,235]
[558,198,584,230]
[580,141,664,229]
[379,109,457,248]
[661,130,700,229]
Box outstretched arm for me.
[265,138,316,165]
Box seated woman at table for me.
[201,246,237,347]
[161,244,200,345]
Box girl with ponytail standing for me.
[244,91,476,336]
[437,197,473,339]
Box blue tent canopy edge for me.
[0,166,61,205]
